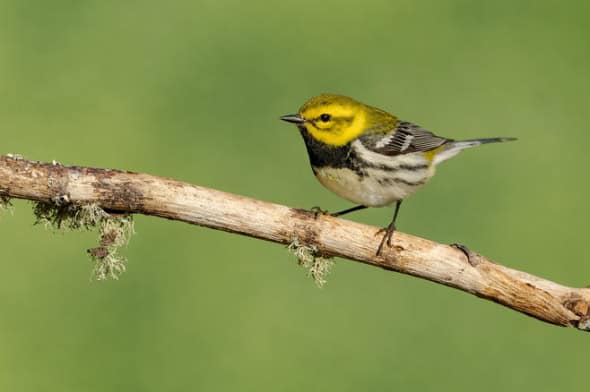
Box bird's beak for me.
[280,114,305,124]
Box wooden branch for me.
[1,154,589,332]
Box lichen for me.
[34,200,108,230]
[288,236,334,287]
[0,195,12,215]
[33,200,134,280]
[87,215,134,280]
[5,153,24,160]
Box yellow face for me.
[287,94,398,147]
[299,102,367,146]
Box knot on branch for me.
[563,295,590,331]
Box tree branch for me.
[1,154,589,332]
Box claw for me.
[375,222,396,256]
[374,200,402,256]
[310,206,329,219]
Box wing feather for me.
[368,121,451,155]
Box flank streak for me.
[362,161,429,172]
[374,170,429,187]
[392,177,427,187]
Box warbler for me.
[281,94,515,255]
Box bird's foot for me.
[310,206,330,219]
[375,222,396,256]
[450,243,478,266]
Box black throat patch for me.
[298,127,359,172]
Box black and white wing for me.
[368,121,452,156]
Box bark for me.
[1,155,589,331]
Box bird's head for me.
[281,94,398,146]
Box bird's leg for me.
[310,205,367,219]
[331,205,367,217]
[376,200,402,256]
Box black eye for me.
[319,113,331,122]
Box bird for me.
[280,93,515,256]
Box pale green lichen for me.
[33,200,134,280]
[5,153,24,160]
[34,199,108,230]
[0,195,12,215]
[288,236,334,287]
[88,215,134,281]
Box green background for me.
[1,0,589,390]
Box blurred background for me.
[1,0,589,390]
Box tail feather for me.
[454,137,517,148]
[433,137,516,166]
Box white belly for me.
[314,166,433,207]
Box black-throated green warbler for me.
[281,94,515,255]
